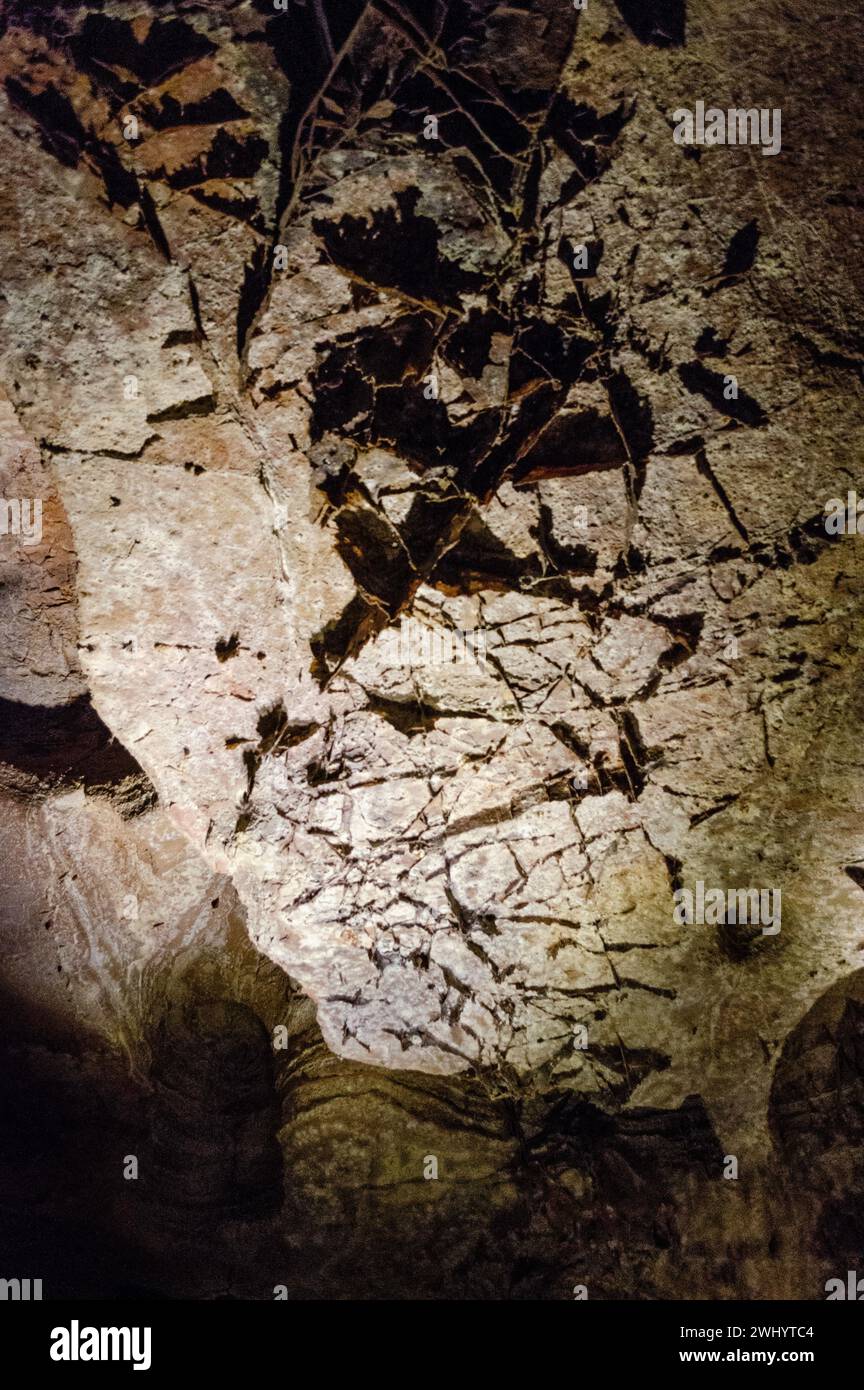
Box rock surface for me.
[0,0,862,1298]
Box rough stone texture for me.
[0,0,862,1299]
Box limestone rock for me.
[0,0,862,1300]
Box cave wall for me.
[0,0,862,1300]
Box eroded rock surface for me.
[0,0,862,1299]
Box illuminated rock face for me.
[0,0,863,1298]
